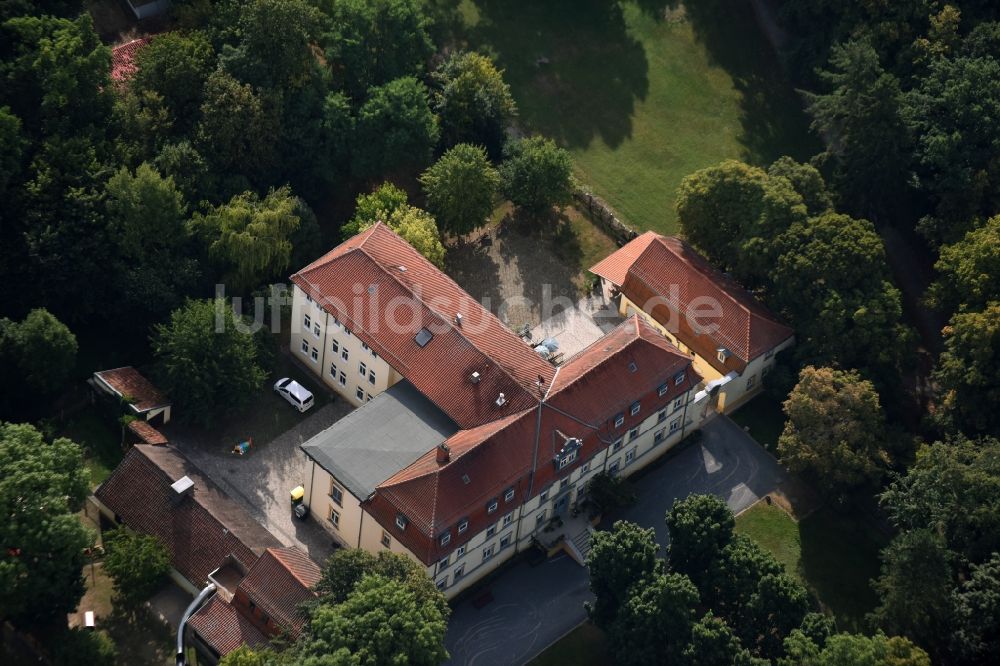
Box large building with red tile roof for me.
[294,224,714,597]
[591,232,794,413]
[93,446,320,661]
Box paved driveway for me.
[444,415,787,665]
[166,400,354,565]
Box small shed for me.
[91,367,172,424]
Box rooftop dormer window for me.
[553,436,583,471]
[396,514,408,530]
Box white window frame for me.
[440,532,451,547]
[625,448,636,465]
[356,386,365,401]
[502,512,512,527]
[328,507,340,528]
[630,401,640,416]
[303,314,311,330]
[359,362,367,377]
[313,323,321,338]
[458,519,468,534]
[482,545,495,562]
[487,500,498,514]
[669,418,681,433]
[674,371,686,385]
[310,347,319,362]
[381,531,390,547]
[614,414,625,428]
[301,340,309,354]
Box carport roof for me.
[301,380,458,499]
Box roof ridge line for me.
[264,548,318,590]
[356,225,542,403]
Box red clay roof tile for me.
[291,223,554,429]
[188,595,268,655]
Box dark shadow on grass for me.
[669,0,821,164]
[462,0,649,150]
[798,507,887,632]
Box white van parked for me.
[274,378,314,412]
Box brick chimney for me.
[436,443,450,464]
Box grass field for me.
[736,503,888,631]
[457,0,818,234]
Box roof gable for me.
[594,234,793,367]
[94,445,281,585]
[291,224,554,428]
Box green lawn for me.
[729,393,786,454]
[457,0,818,234]
[736,503,888,631]
[529,623,609,666]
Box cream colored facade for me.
[432,383,701,598]
[617,292,792,414]
[290,285,404,407]
[301,381,703,600]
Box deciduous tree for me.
[190,186,301,293]
[0,422,91,624]
[675,159,806,285]
[951,552,1000,664]
[298,574,448,666]
[0,308,78,396]
[102,527,171,610]
[353,77,438,179]
[420,143,499,236]
[927,215,1000,315]
[318,0,434,99]
[586,520,660,628]
[772,212,909,375]
[870,529,955,654]
[933,303,1000,437]
[880,436,1000,566]
[151,299,268,426]
[610,571,700,666]
[132,31,215,134]
[778,366,888,500]
[666,493,735,592]
[434,51,516,157]
[500,136,573,215]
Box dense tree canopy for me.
[189,186,302,294]
[0,308,77,397]
[132,31,216,134]
[805,40,911,220]
[298,574,449,666]
[433,51,516,157]
[771,212,908,374]
[932,303,1000,437]
[151,299,268,426]
[880,436,1000,566]
[676,159,807,285]
[318,0,434,99]
[927,214,1000,315]
[665,493,735,591]
[586,520,660,629]
[0,422,91,624]
[778,366,889,499]
[353,76,438,179]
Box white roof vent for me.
[495,392,506,407]
[716,347,731,364]
[470,371,481,384]
[171,475,194,497]
[455,313,463,327]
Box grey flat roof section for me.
[301,380,458,498]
